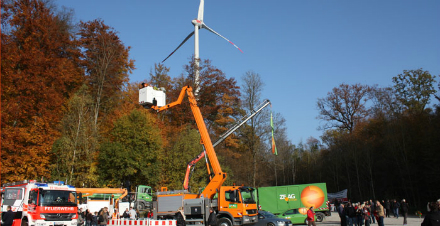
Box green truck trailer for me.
[257,183,330,222]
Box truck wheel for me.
[315,212,325,222]
[217,218,232,226]
[21,219,28,226]
[137,202,146,211]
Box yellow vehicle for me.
[139,85,258,226]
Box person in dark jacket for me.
[385,200,391,218]
[369,200,376,224]
[346,203,356,226]
[207,209,217,226]
[422,202,440,226]
[393,199,400,218]
[338,204,346,226]
[400,199,409,225]
[1,206,15,226]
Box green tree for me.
[51,85,99,187]
[98,109,162,187]
[160,127,208,192]
[392,68,436,114]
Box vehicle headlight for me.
[276,221,286,225]
[40,214,46,219]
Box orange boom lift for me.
[139,85,258,226]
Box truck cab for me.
[134,185,153,211]
[217,186,257,226]
[1,181,77,226]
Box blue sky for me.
[57,0,440,145]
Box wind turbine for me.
[162,0,243,95]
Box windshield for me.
[260,211,276,218]
[39,190,77,207]
[240,187,256,204]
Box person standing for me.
[91,212,98,226]
[86,210,93,226]
[129,207,137,220]
[338,204,347,226]
[376,200,385,226]
[401,199,409,225]
[346,203,356,226]
[368,200,375,224]
[356,204,364,226]
[122,208,130,219]
[99,208,108,226]
[207,209,217,226]
[385,200,391,218]
[307,206,316,226]
[147,210,153,219]
[112,209,119,220]
[78,209,85,226]
[1,206,15,226]
[422,202,440,226]
[393,199,400,218]
[362,205,370,226]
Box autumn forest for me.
[1,0,439,211]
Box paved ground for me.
[318,213,424,226]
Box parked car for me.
[275,208,315,225]
[256,210,293,226]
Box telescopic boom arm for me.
[182,99,271,190]
[150,86,226,199]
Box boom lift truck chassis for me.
[139,86,258,226]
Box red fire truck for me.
[1,180,78,226]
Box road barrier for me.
[108,219,176,226]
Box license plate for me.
[54,222,64,225]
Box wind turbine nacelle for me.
[139,86,166,107]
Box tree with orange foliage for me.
[1,0,83,183]
[78,19,135,134]
[165,58,240,129]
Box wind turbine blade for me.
[202,23,243,53]
[162,31,195,63]
[198,0,204,21]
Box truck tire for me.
[217,218,232,226]
[315,212,325,222]
[137,202,146,211]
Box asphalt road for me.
[318,213,424,226]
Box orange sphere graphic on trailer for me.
[301,186,325,208]
[298,207,308,215]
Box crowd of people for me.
[335,198,440,226]
[77,207,154,226]
[336,199,410,226]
